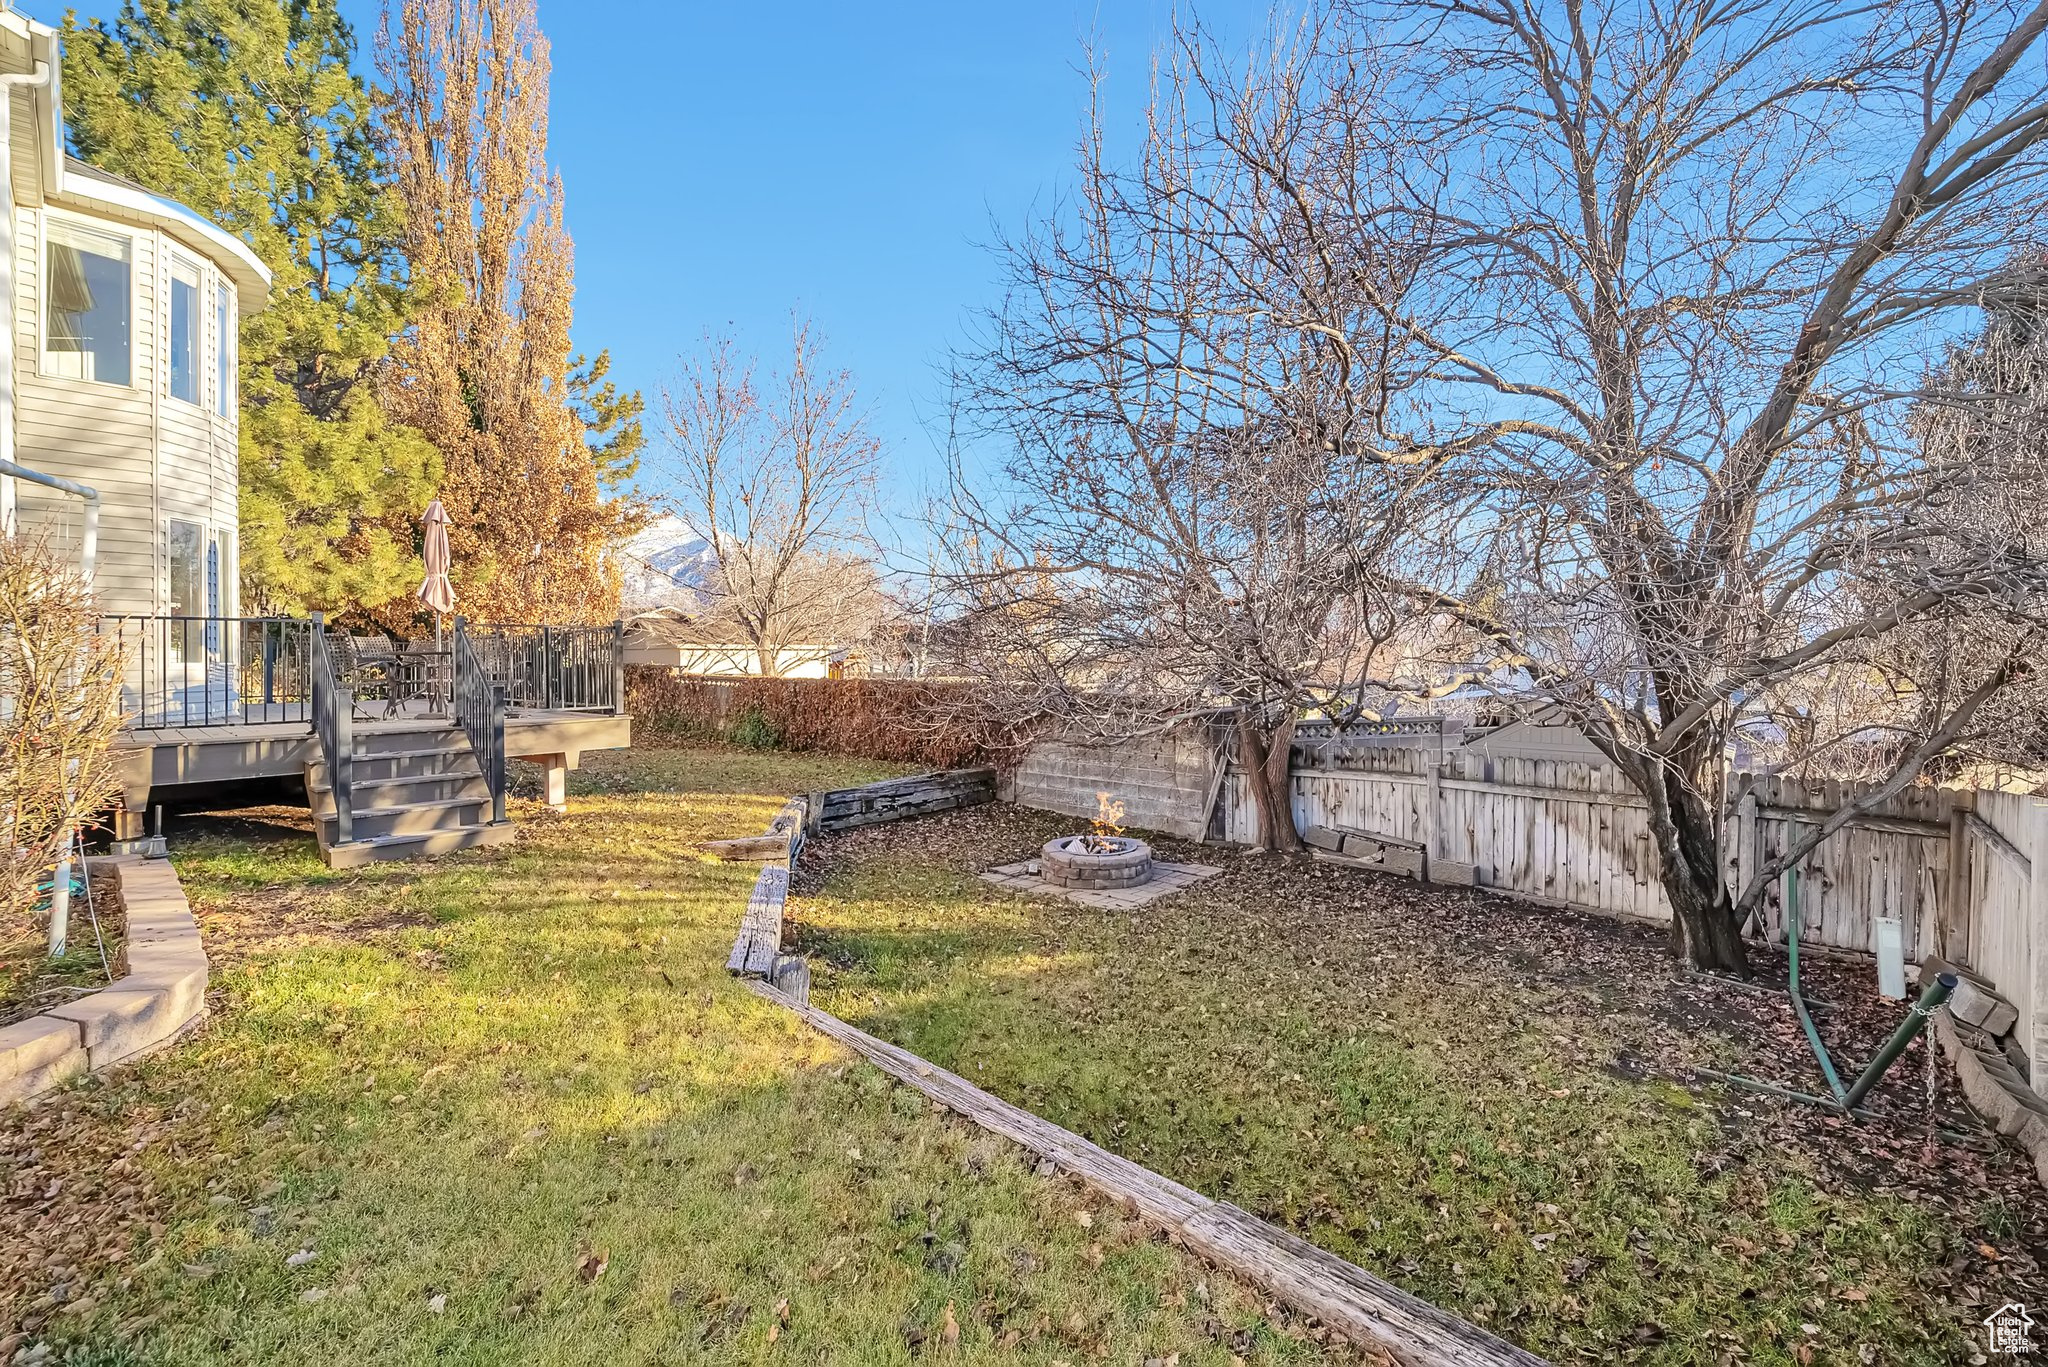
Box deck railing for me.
[461,621,625,713]
[309,616,355,845]
[106,614,625,731]
[101,614,316,730]
[452,618,508,823]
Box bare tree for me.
[659,318,884,676]
[945,16,1458,851]
[1325,0,2048,973]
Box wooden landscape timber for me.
[724,864,790,980]
[743,979,1550,1367]
[724,774,998,992]
[807,767,996,834]
[700,796,810,863]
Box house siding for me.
[11,201,242,620]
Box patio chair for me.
[329,631,406,719]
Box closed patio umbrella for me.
[417,500,457,714]
[418,498,456,644]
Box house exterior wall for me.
[9,200,242,620]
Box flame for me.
[1086,791,1127,850]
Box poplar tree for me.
[62,0,442,617]
[378,0,642,624]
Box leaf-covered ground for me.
[0,745,1363,1367]
[3,865,124,1029]
[795,802,2048,1366]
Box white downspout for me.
[0,57,85,958]
[0,457,97,581]
[0,58,49,545]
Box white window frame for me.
[40,210,136,389]
[167,253,203,407]
[215,279,235,419]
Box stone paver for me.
[1,855,207,1104]
[979,858,1222,908]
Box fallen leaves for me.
[575,1247,609,1283]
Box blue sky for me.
[379,0,1236,502]
[28,0,1259,501]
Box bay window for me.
[169,257,201,405]
[216,281,234,417]
[44,219,131,385]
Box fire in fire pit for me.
[1041,792,1155,890]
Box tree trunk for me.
[1236,714,1301,853]
[1652,779,1750,978]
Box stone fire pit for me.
[1039,834,1155,890]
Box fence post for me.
[2030,799,2048,1100]
[539,625,555,710]
[611,620,626,715]
[1943,797,1974,965]
[1423,760,1443,872]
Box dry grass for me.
[795,801,2048,1366]
[1,745,1356,1366]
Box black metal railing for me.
[462,622,624,713]
[309,615,355,845]
[105,615,624,731]
[453,617,508,824]
[101,614,316,729]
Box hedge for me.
[623,668,1023,770]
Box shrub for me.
[0,532,124,935]
[727,705,782,751]
[623,667,1025,769]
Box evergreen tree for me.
[62,0,441,617]
[569,349,645,491]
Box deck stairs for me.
[305,725,515,868]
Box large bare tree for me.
[659,319,885,676]
[944,17,1460,852]
[1331,0,2048,973]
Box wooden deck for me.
[110,705,631,835]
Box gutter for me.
[0,457,98,583]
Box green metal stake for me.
[1786,868,1847,1101]
[1842,971,1957,1112]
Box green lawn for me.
[0,745,1355,1366]
[796,801,2047,1366]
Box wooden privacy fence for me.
[1958,794,2048,1079]
[1219,735,1973,961]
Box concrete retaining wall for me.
[0,856,208,1105]
[1004,725,1222,840]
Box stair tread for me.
[308,771,483,795]
[317,796,489,820]
[325,754,468,766]
[342,822,511,850]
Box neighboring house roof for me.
[624,609,850,657]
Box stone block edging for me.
[1932,1008,2048,1189]
[0,856,208,1106]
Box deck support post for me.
[540,752,569,812]
[109,780,152,853]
